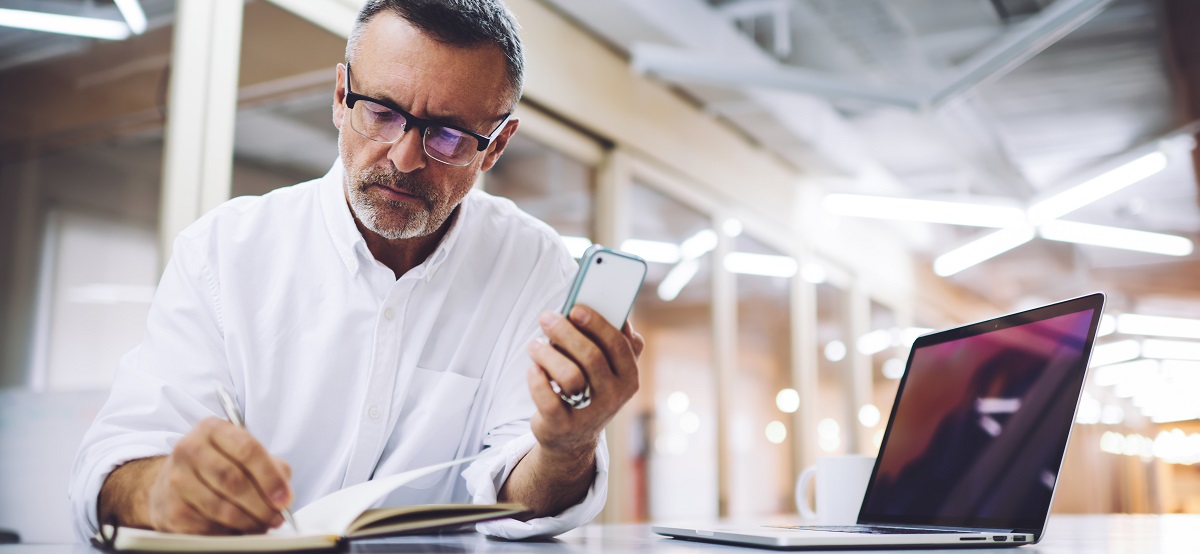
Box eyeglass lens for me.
[350,99,479,165]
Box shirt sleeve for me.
[459,242,605,539]
[68,235,232,542]
[461,431,609,539]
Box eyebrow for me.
[347,65,495,133]
[377,93,474,130]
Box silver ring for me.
[550,379,592,410]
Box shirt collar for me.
[318,159,470,281]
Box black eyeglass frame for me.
[343,63,512,166]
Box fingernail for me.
[273,488,289,505]
[571,307,590,324]
[539,312,558,327]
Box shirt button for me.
[384,308,394,321]
[368,405,381,420]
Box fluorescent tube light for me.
[1141,338,1200,361]
[66,284,156,304]
[722,218,743,237]
[1092,358,1159,387]
[680,229,718,259]
[621,239,681,264]
[800,262,826,284]
[1038,220,1193,256]
[1097,314,1116,337]
[1027,151,1168,224]
[900,327,933,346]
[657,259,699,302]
[856,329,892,356]
[1090,339,1141,367]
[933,226,1035,277]
[560,236,592,259]
[113,0,147,34]
[723,252,797,277]
[822,194,1026,228]
[0,7,131,40]
[1117,313,1200,339]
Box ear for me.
[332,63,347,131]
[479,117,520,172]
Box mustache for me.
[356,167,436,205]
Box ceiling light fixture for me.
[680,229,718,259]
[800,262,827,284]
[1117,313,1200,340]
[1038,220,1192,256]
[723,252,797,277]
[1090,339,1141,367]
[933,226,1036,277]
[822,194,1026,228]
[1141,338,1200,361]
[0,7,131,40]
[113,0,147,34]
[621,239,682,264]
[559,236,593,259]
[657,259,699,302]
[1026,151,1168,224]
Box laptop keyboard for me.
[770,525,971,535]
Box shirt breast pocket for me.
[387,366,483,491]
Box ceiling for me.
[3,0,1199,317]
[0,0,175,71]
[542,0,1200,314]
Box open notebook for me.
[93,455,527,552]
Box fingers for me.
[563,305,638,380]
[190,439,283,530]
[208,421,292,509]
[527,336,591,398]
[181,469,277,533]
[151,418,291,535]
[526,364,568,420]
[163,492,240,535]
[624,321,646,359]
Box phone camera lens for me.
[597,257,604,264]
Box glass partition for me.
[730,234,795,515]
[628,182,719,520]
[865,300,898,454]
[815,282,852,455]
[0,3,176,389]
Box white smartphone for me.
[560,244,648,329]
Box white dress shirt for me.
[69,161,608,541]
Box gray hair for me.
[345,0,525,111]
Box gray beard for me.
[345,175,434,240]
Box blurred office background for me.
[2,0,1200,542]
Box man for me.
[69,0,642,541]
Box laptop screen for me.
[857,295,1102,532]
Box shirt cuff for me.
[462,431,608,539]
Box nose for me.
[386,127,427,173]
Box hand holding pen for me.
[215,387,300,533]
[136,388,297,535]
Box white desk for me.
[4,515,1197,553]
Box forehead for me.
[352,12,511,121]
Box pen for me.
[215,387,300,533]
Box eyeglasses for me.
[343,64,512,167]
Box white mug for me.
[795,455,876,525]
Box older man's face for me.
[332,12,515,240]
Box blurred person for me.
[69,0,642,541]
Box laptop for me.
[654,292,1105,549]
